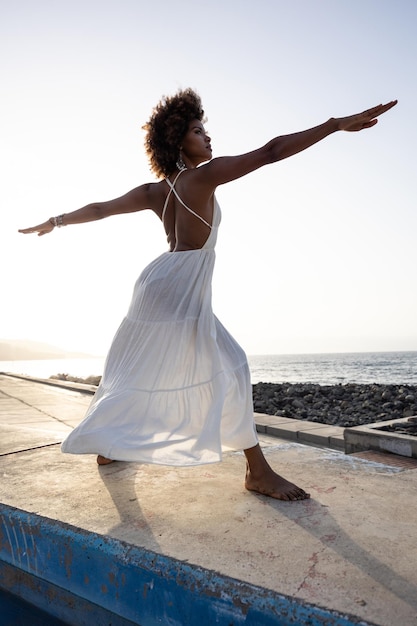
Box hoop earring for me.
[176,151,186,171]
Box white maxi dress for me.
[61,176,258,465]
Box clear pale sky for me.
[1,0,416,357]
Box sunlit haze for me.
[1,1,416,357]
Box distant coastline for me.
[0,339,95,361]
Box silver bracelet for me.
[49,214,66,228]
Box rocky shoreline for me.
[252,382,417,427]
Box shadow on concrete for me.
[262,495,417,615]
[97,462,161,553]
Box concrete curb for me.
[254,412,345,451]
[0,372,98,395]
[345,417,417,458]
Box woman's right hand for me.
[18,220,55,236]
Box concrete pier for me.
[1,373,417,625]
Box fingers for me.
[363,119,378,129]
[365,100,397,118]
[19,226,38,233]
[343,100,397,132]
[18,224,53,235]
[340,99,397,132]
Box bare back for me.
[152,170,215,252]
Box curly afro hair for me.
[143,88,205,178]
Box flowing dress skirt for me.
[61,201,258,465]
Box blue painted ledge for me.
[0,504,376,626]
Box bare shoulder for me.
[171,168,216,206]
[130,180,164,206]
[190,150,270,189]
[146,179,171,217]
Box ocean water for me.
[1,351,416,386]
[248,351,417,385]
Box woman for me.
[19,89,397,501]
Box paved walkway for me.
[1,373,417,625]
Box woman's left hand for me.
[336,100,397,132]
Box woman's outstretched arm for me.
[202,100,398,187]
[19,183,153,236]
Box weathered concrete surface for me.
[1,374,417,625]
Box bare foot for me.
[243,444,310,501]
[245,467,310,501]
[97,455,114,465]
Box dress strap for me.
[162,170,184,223]
[162,170,212,230]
